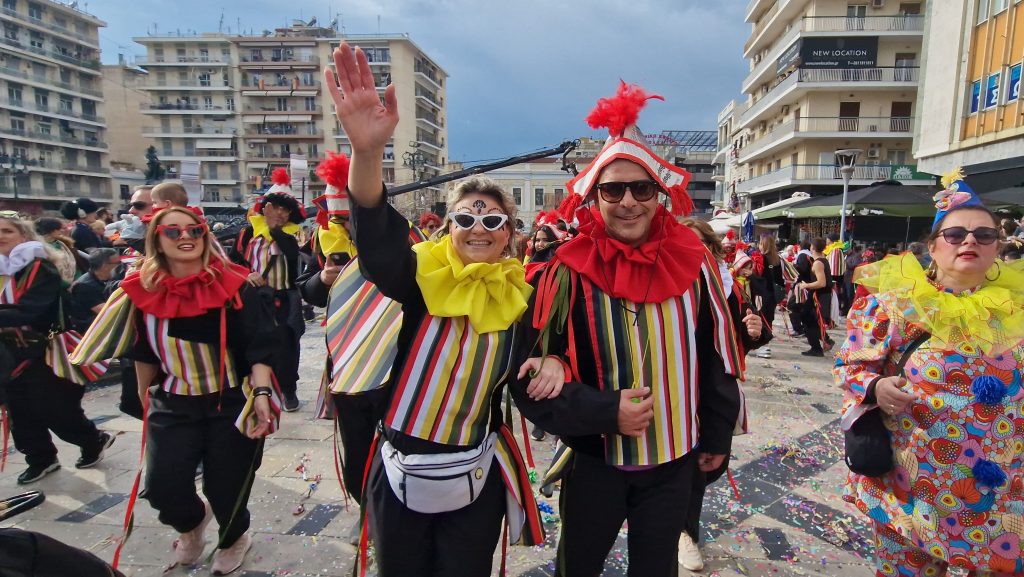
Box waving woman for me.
[325,42,548,576]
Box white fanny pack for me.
[380,431,498,514]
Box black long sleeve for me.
[350,189,417,305]
[0,260,62,332]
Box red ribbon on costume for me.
[112,389,149,569]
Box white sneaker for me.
[755,347,772,359]
[172,501,212,567]
[678,532,704,571]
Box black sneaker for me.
[801,349,825,357]
[282,392,300,412]
[76,431,115,469]
[18,461,61,485]
[530,425,546,442]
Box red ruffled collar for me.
[553,205,706,302]
[120,259,250,318]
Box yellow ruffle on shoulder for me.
[854,253,1024,354]
[317,222,356,258]
[413,235,532,334]
[249,214,301,241]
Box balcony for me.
[0,66,103,98]
[740,67,919,128]
[738,116,914,162]
[415,88,442,109]
[141,103,237,115]
[802,15,924,33]
[0,97,104,124]
[142,125,238,137]
[0,126,108,149]
[239,54,320,66]
[162,150,239,161]
[745,0,774,23]
[244,127,323,138]
[737,163,931,195]
[0,153,110,175]
[137,56,231,66]
[244,104,322,113]
[141,80,233,90]
[0,6,100,47]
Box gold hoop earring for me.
[986,261,1002,282]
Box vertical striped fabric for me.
[324,259,402,395]
[827,247,846,277]
[584,283,700,467]
[244,236,290,290]
[581,258,741,467]
[0,276,13,302]
[142,313,239,395]
[69,288,137,365]
[385,316,513,446]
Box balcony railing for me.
[0,6,97,45]
[0,153,109,173]
[737,163,923,193]
[243,104,322,113]
[143,125,238,136]
[740,116,914,157]
[164,150,238,158]
[240,80,321,90]
[0,97,104,123]
[802,14,925,33]
[139,56,231,65]
[742,67,919,126]
[141,103,235,112]
[244,127,323,137]
[239,54,320,65]
[744,0,785,53]
[0,126,107,148]
[146,80,233,89]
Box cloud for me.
[99,0,749,163]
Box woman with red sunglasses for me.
[74,207,281,574]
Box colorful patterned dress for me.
[836,254,1024,574]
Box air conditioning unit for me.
[867,147,881,159]
[781,105,790,115]
[871,0,884,7]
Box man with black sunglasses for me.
[512,83,742,577]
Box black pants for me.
[6,360,103,467]
[682,457,729,543]
[556,451,696,577]
[802,292,833,352]
[367,451,506,577]
[273,289,304,397]
[332,387,389,505]
[143,387,261,548]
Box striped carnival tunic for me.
[512,252,744,468]
[244,235,291,290]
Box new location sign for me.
[799,37,878,68]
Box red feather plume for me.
[585,81,664,138]
[271,167,290,186]
[315,151,351,189]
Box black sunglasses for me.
[448,212,509,231]
[594,181,661,203]
[938,226,1000,245]
[129,201,151,210]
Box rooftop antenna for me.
[377,14,381,34]
[218,10,224,33]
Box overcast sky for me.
[95,0,750,163]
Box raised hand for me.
[324,42,399,155]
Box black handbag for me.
[843,331,930,477]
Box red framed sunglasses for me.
[155,223,208,241]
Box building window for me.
[1007,63,1022,103]
[27,2,40,19]
[7,85,22,104]
[206,187,220,202]
[226,97,235,111]
[969,80,982,114]
[305,96,316,111]
[37,121,50,135]
[382,167,395,183]
[29,30,42,49]
[2,0,16,11]
[59,97,72,112]
[198,73,211,87]
[978,0,990,23]
[994,0,1009,13]
[512,187,522,205]
[3,24,19,42]
[119,184,130,200]
[984,72,1001,109]
[199,48,209,62]
[554,188,565,205]
[534,187,544,206]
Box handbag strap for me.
[889,330,931,377]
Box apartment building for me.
[914,0,1024,190]
[131,24,448,215]
[102,61,150,205]
[734,0,933,208]
[0,0,110,213]
[714,99,742,209]
[485,158,573,226]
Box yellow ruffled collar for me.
[413,235,532,333]
[249,214,301,241]
[854,253,1024,354]
[317,222,356,258]
[825,240,849,255]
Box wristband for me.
[252,386,273,398]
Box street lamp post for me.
[834,149,862,243]
[1,155,29,202]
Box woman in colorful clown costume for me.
[836,171,1024,577]
[326,42,549,576]
[233,170,307,412]
[73,207,281,574]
